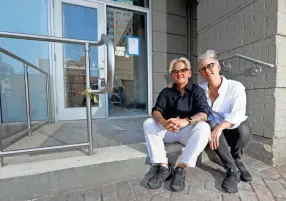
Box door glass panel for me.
[108,0,149,8]
[107,7,148,117]
[62,3,99,108]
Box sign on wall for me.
[126,36,140,56]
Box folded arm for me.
[186,87,210,125]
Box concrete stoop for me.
[0,143,189,201]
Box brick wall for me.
[197,0,286,166]
[190,3,199,84]
[151,0,188,105]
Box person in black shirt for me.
[143,57,211,192]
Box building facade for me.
[0,0,285,166]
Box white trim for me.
[147,1,153,115]
[54,0,106,120]
[48,0,57,122]
[51,0,152,120]
[85,0,149,13]
[103,3,109,118]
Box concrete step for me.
[0,142,185,201]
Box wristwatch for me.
[186,116,193,124]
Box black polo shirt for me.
[152,81,210,119]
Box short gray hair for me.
[198,50,219,64]
[168,57,191,74]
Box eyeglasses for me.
[198,63,215,73]
[171,68,189,75]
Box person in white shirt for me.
[198,50,252,194]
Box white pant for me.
[143,118,211,167]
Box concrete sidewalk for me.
[27,155,286,201]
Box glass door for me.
[54,0,106,120]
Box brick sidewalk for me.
[28,155,286,201]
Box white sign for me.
[127,36,140,56]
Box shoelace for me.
[154,167,169,180]
[226,169,239,183]
[174,167,184,175]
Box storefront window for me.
[0,0,49,122]
[109,0,148,8]
[107,7,148,117]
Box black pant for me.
[207,120,252,169]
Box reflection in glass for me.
[109,0,148,8]
[29,71,48,121]
[62,3,99,108]
[107,7,148,117]
[0,0,49,123]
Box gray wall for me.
[197,0,286,166]
[151,0,188,105]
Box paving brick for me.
[275,178,286,188]
[222,194,240,201]
[151,195,169,201]
[259,168,281,180]
[67,190,85,201]
[129,178,151,200]
[185,171,204,188]
[277,169,286,179]
[136,196,152,201]
[188,186,222,201]
[252,183,275,201]
[116,181,136,201]
[170,193,205,201]
[276,199,286,201]
[50,194,68,201]
[32,197,50,201]
[188,167,217,181]
[265,179,286,199]
[155,191,171,200]
[239,189,259,201]
[243,157,272,172]
[252,176,266,186]
[204,177,224,193]
[238,182,253,191]
[102,183,119,201]
[148,187,166,196]
[134,190,151,200]
[85,186,101,201]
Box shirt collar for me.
[218,76,228,95]
[200,75,228,94]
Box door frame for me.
[53,0,106,121]
[50,0,152,121]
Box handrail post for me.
[85,42,93,155]
[24,63,32,135]
[46,75,51,124]
[0,128,3,167]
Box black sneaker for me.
[147,166,172,189]
[222,168,240,194]
[170,166,186,192]
[235,160,253,182]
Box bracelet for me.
[185,117,193,124]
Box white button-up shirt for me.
[199,76,248,129]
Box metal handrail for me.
[0,31,115,93]
[0,46,51,166]
[0,31,100,45]
[220,54,275,76]
[0,47,49,75]
[0,31,115,164]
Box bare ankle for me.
[177,163,187,169]
[160,163,169,168]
